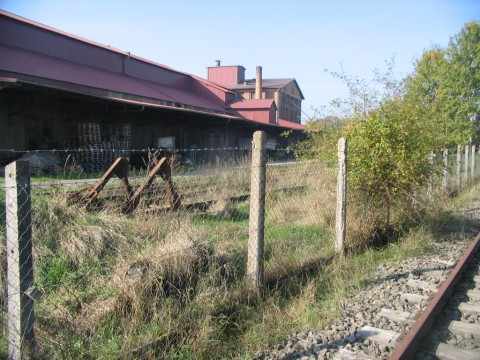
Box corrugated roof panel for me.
[278,119,305,130]
[0,12,125,73]
[0,44,227,112]
[227,99,276,110]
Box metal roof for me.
[227,78,305,99]
[229,78,295,88]
[102,97,305,131]
[278,119,305,130]
[0,10,305,132]
[0,44,228,113]
[227,99,276,110]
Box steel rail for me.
[389,231,480,360]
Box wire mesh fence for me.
[1,149,257,358]
[264,161,337,280]
[1,138,479,358]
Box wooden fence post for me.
[247,131,267,298]
[336,137,347,255]
[464,144,470,184]
[471,144,476,180]
[5,160,35,358]
[456,144,461,191]
[442,149,449,190]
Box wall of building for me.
[207,66,245,85]
[233,84,302,124]
[0,91,27,157]
[280,82,302,123]
[0,86,294,166]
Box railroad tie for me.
[458,302,480,315]
[332,348,372,359]
[466,289,480,301]
[406,278,440,292]
[448,320,480,336]
[378,308,416,324]
[354,326,400,345]
[400,292,428,305]
[434,342,480,360]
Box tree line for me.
[296,21,480,235]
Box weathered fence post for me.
[464,144,470,184]
[471,144,476,180]
[442,149,449,190]
[247,131,267,297]
[5,160,35,359]
[457,144,462,191]
[336,137,347,256]
[427,152,434,199]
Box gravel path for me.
[254,201,480,360]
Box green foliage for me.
[405,21,480,146]
[298,64,436,227]
[293,116,345,161]
[297,21,480,230]
[447,21,480,132]
[345,98,434,208]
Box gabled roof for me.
[0,10,194,79]
[0,10,235,115]
[190,74,236,95]
[0,10,305,132]
[0,43,228,113]
[227,99,276,110]
[227,78,305,100]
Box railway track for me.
[390,233,480,360]
[331,234,480,360]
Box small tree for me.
[296,22,480,238]
[345,98,435,226]
[298,61,440,234]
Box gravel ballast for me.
[254,202,480,360]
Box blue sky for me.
[1,0,479,121]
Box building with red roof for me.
[0,10,304,166]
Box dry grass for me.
[3,159,477,359]
[114,227,209,306]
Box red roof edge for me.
[227,99,276,110]
[0,10,129,56]
[278,119,305,130]
[0,10,214,83]
[190,74,236,94]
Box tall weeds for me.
[1,160,475,359]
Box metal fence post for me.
[247,131,266,297]
[456,144,461,191]
[5,160,35,359]
[336,137,347,255]
[442,149,449,190]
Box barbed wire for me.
[1,144,480,358]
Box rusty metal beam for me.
[122,157,181,214]
[389,232,480,360]
[68,158,132,207]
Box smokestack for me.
[255,66,262,100]
[215,60,221,67]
